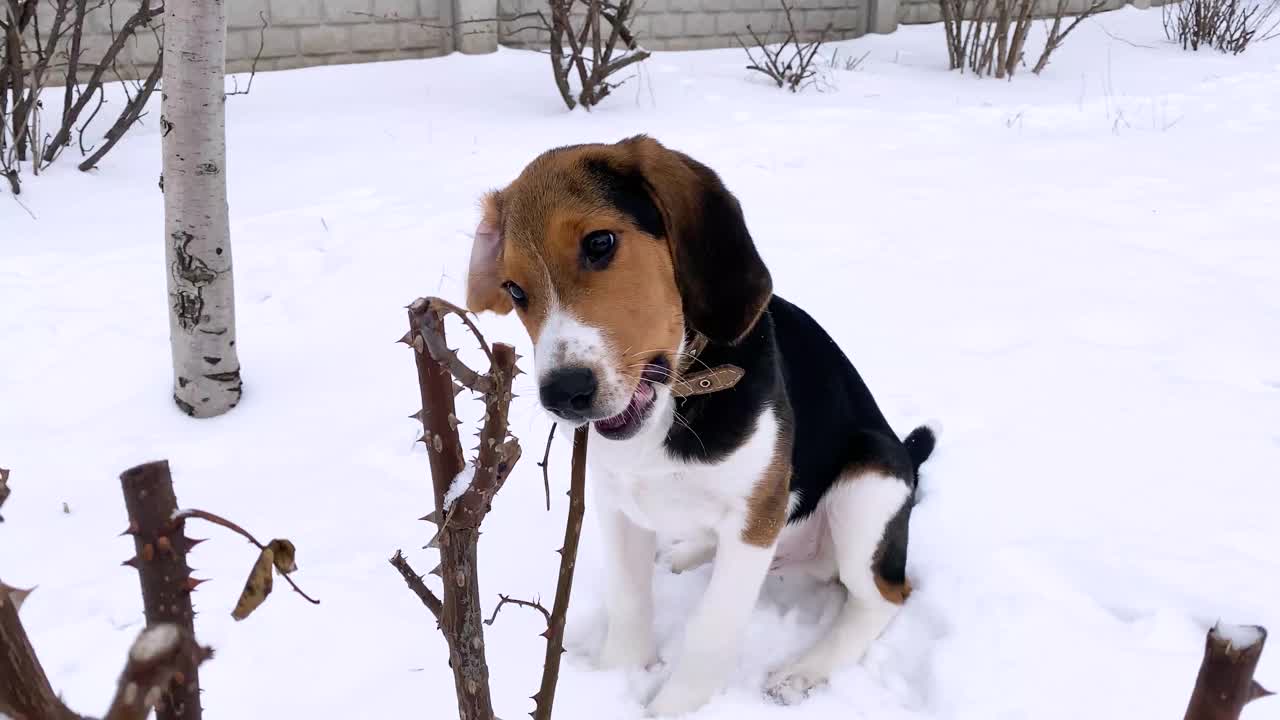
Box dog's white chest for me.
[583,403,780,538]
[596,466,729,537]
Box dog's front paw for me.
[658,537,715,575]
[764,668,828,706]
[597,626,657,670]
[645,675,717,717]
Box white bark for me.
[162,0,241,417]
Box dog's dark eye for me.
[503,281,528,308]
[581,230,617,269]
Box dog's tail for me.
[903,422,938,475]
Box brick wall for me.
[51,0,449,82]
[30,0,1153,84]
[896,0,1155,24]
[497,0,867,53]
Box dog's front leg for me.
[647,524,773,716]
[597,504,658,669]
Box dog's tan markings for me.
[479,142,687,387]
[741,428,794,548]
[874,574,913,605]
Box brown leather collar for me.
[669,331,745,399]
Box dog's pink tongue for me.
[597,382,653,430]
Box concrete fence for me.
[31,0,1162,81]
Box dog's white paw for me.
[764,668,828,706]
[658,538,715,574]
[597,627,657,670]
[645,676,716,717]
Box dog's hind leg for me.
[765,470,913,705]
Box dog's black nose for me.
[540,367,597,420]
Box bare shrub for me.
[2,0,163,193]
[939,0,1108,78]
[541,0,650,109]
[2,0,263,193]
[735,0,831,92]
[831,46,870,71]
[1162,0,1280,53]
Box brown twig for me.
[389,550,442,620]
[170,508,321,605]
[77,53,162,171]
[538,424,556,511]
[226,10,267,97]
[531,427,588,720]
[484,594,552,626]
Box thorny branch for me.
[484,594,552,626]
[529,427,589,720]
[398,296,525,720]
[389,550,443,620]
[119,459,205,720]
[2,577,214,720]
[102,624,214,720]
[409,298,496,395]
[1,580,77,720]
[538,424,556,511]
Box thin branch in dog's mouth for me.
[594,357,668,435]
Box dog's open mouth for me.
[593,359,669,440]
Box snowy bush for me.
[939,0,1109,78]
[1162,0,1280,53]
[734,0,831,92]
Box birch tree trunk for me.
[162,0,241,418]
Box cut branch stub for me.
[102,624,214,720]
[1183,622,1271,720]
[120,460,204,720]
[407,301,469,515]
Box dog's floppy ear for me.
[624,135,772,345]
[465,191,513,315]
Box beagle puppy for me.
[465,135,936,715]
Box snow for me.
[444,466,476,510]
[1215,622,1267,650]
[128,624,180,663]
[2,6,1279,719]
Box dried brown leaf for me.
[267,538,297,574]
[231,546,275,621]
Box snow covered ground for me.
[3,7,1280,718]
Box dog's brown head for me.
[465,135,771,439]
